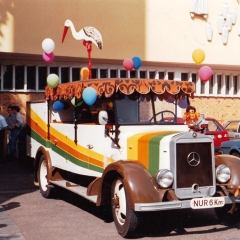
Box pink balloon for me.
[42,52,54,63]
[123,58,134,71]
[198,66,212,82]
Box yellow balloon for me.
[192,49,205,64]
[80,67,89,80]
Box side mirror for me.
[98,110,108,125]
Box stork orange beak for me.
[62,26,69,43]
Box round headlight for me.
[216,164,231,183]
[156,169,173,188]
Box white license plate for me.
[190,197,225,209]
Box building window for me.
[140,71,146,78]
[92,68,97,79]
[130,70,136,78]
[225,75,230,95]
[38,67,47,90]
[50,67,58,75]
[201,81,205,94]
[3,65,13,90]
[217,75,222,95]
[158,72,165,79]
[15,66,24,90]
[72,68,80,81]
[209,75,213,94]
[168,72,174,80]
[120,70,127,78]
[181,73,188,81]
[61,67,69,84]
[149,71,155,79]
[100,69,107,78]
[191,73,197,93]
[233,76,238,95]
[110,70,117,78]
[27,66,36,90]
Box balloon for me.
[198,66,213,82]
[47,73,59,88]
[123,58,134,71]
[71,97,83,106]
[82,87,97,106]
[80,67,89,80]
[166,95,175,103]
[192,49,205,64]
[53,101,64,112]
[132,56,142,70]
[43,52,54,63]
[42,38,55,54]
[178,98,189,109]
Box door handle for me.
[87,144,93,149]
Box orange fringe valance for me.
[45,78,195,100]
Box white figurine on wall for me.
[190,0,208,18]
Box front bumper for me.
[134,195,240,211]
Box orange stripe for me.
[138,133,162,169]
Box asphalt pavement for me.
[0,159,36,240]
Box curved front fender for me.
[215,154,240,188]
[96,161,167,208]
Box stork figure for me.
[62,19,103,79]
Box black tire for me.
[231,151,240,158]
[111,178,141,238]
[215,203,240,225]
[38,155,53,198]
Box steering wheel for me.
[149,110,176,124]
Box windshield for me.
[115,95,177,125]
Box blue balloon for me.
[53,101,65,112]
[132,56,142,70]
[82,87,97,106]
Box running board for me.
[50,180,97,203]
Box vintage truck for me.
[26,78,240,238]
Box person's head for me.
[7,106,13,115]
[12,106,20,114]
[186,105,196,114]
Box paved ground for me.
[0,159,36,240]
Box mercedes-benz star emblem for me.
[187,152,200,167]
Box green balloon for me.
[71,97,83,106]
[47,74,59,88]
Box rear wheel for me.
[38,155,53,198]
[215,203,240,225]
[231,151,240,158]
[111,178,141,238]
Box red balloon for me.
[198,66,212,82]
[123,58,134,71]
[42,52,54,63]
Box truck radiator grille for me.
[176,143,213,188]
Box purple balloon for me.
[178,98,189,109]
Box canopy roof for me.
[45,78,195,100]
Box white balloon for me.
[42,38,55,54]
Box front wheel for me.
[111,178,141,238]
[215,203,240,225]
[38,155,53,198]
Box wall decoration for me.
[62,19,103,79]
[222,23,229,44]
[190,0,208,18]
[205,22,213,41]
[217,14,224,33]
